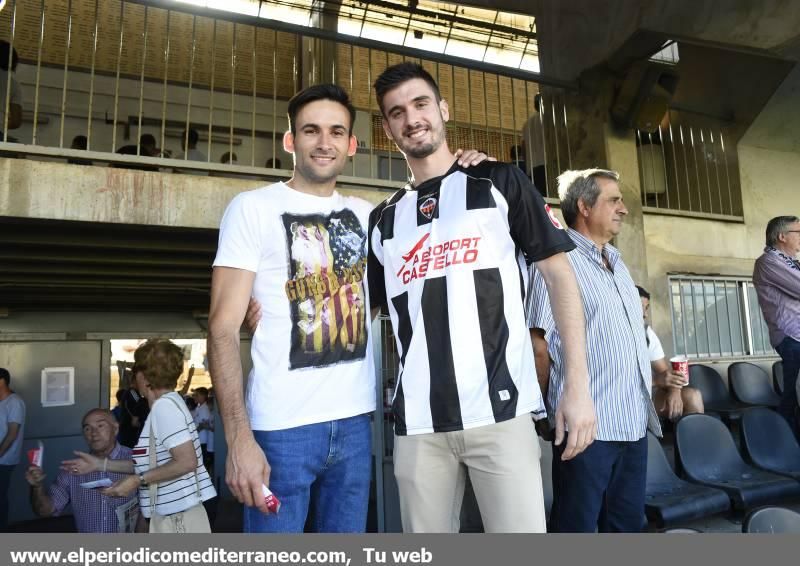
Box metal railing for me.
[636,117,743,220]
[0,0,574,195]
[668,274,774,360]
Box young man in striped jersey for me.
[368,62,596,533]
[527,169,661,532]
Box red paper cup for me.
[670,356,689,384]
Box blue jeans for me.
[776,336,800,439]
[243,414,372,533]
[0,464,15,532]
[551,435,647,533]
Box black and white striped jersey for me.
[368,161,575,436]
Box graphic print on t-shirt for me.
[283,209,368,370]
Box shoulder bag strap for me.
[148,416,158,516]
[162,394,202,498]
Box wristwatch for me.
[138,473,148,487]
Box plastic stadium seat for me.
[645,432,730,528]
[773,361,784,395]
[688,364,744,421]
[740,407,800,480]
[743,506,800,533]
[675,414,800,510]
[729,362,781,407]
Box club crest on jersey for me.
[544,204,564,230]
[419,197,437,220]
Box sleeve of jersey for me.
[367,204,388,311]
[499,166,575,262]
[212,193,264,273]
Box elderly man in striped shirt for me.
[527,168,660,533]
[25,409,135,533]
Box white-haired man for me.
[527,169,660,532]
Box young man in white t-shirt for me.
[209,84,376,533]
[637,286,704,420]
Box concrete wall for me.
[0,157,393,229]
[642,65,800,359]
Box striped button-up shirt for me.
[50,443,134,533]
[526,228,661,441]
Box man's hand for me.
[61,451,101,475]
[454,148,497,167]
[25,465,46,487]
[663,388,684,421]
[101,475,140,498]
[654,369,688,389]
[226,432,271,514]
[243,297,262,336]
[554,384,596,461]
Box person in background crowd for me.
[118,367,149,449]
[179,128,205,162]
[753,215,800,439]
[68,135,93,166]
[0,367,25,532]
[191,387,214,475]
[221,151,238,165]
[25,409,134,533]
[528,168,660,533]
[521,93,546,196]
[177,127,209,176]
[636,285,704,420]
[111,389,125,425]
[0,40,23,141]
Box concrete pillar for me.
[604,123,648,284]
[553,71,649,283]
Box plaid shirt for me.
[50,443,134,533]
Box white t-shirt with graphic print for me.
[213,182,376,431]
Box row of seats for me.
[646,408,800,528]
[688,362,784,423]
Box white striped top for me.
[132,392,216,518]
[526,228,661,441]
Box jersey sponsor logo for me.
[396,234,481,284]
[544,204,564,230]
[418,196,437,219]
[282,210,368,370]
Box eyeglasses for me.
[785,230,800,234]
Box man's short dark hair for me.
[0,368,10,385]
[636,285,650,300]
[287,84,356,135]
[373,62,441,115]
[766,216,800,247]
